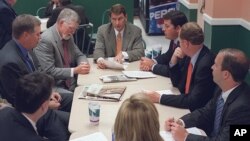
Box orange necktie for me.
[116,32,122,55]
[185,62,193,94]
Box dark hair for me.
[179,22,204,45]
[109,4,126,17]
[163,10,188,28]
[12,14,41,39]
[219,48,250,82]
[15,72,54,113]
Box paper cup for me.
[152,44,162,58]
[88,101,100,125]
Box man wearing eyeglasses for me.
[93,4,144,69]
[34,8,90,92]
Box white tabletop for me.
[69,59,190,140]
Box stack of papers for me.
[160,127,206,141]
[122,71,156,78]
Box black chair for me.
[74,24,94,57]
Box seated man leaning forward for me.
[93,3,144,69]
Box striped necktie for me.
[212,95,224,136]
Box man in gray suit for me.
[93,4,144,69]
[35,8,90,91]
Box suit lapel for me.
[123,23,132,51]
[221,83,246,123]
[107,26,116,55]
[51,25,65,63]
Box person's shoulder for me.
[98,23,112,32]
[126,22,141,34]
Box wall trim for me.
[178,0,198,9]
[204,14,250,30]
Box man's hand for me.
[170,122,188,141]
[165,117,175,131]
[114,52,124,64]
[144,90,160,103]
[140,57,155,71]
[97,58,107,69]
[74,62,90,74]
[49,92,61,109]
[170,48,185,65]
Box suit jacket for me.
[93,22,145,62]
[0,107,49,141]
[153,40,177,77]
[34,25,88,90]
[0,40,71,141]
[44,1,56,18]
[160,46,216,111]
[0,0,17,49]
[181,82,250,141]
[0,40,38,104]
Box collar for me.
[190,47,202,69]
[22,113,38,135]
[174,38,179,45]
[13,38,29,57]
[114,28,124,38]
[221,84,240,102]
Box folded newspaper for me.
[78,84,126,101]
[99,74,137,83]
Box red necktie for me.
[116,32,122,55]
[185,62,193,94]
[62,40,71,88]
[62,40,71,67]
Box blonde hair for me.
[114,93,163,141]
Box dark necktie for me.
[26,53,35,72]
[172,42,177,51]
[212,95,224,136]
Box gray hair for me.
[57,8,80,24]
[12,14,41,39]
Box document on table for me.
[122,71,156,78]
[97,57,129,70]
[70,132,108,141]
[160,127,206,141]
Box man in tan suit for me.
[93,4,144,69]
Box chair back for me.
[102,9,110,24]
[36,7,47,18]
[74,24,94,57]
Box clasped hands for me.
[139,57,155,71]
[165,117,188,141]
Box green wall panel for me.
[204,22,250,84]
[13,0,133,33]
[179,2,197,22]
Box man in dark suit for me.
[146,22,216,112]
[0,0,17,49]
[34,8,90,91]
[0,14,71,140]
[166,48,250,141]
[44,0,60,18]
[0,73,54,141]
[140,10,188,77]
[94,4,144,67]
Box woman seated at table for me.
[114,93,164,141]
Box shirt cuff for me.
[70,68,74,77]
[122,52,129,59]
[151,64,156,71]
[97,57,104,63]
[159,94,163,103]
